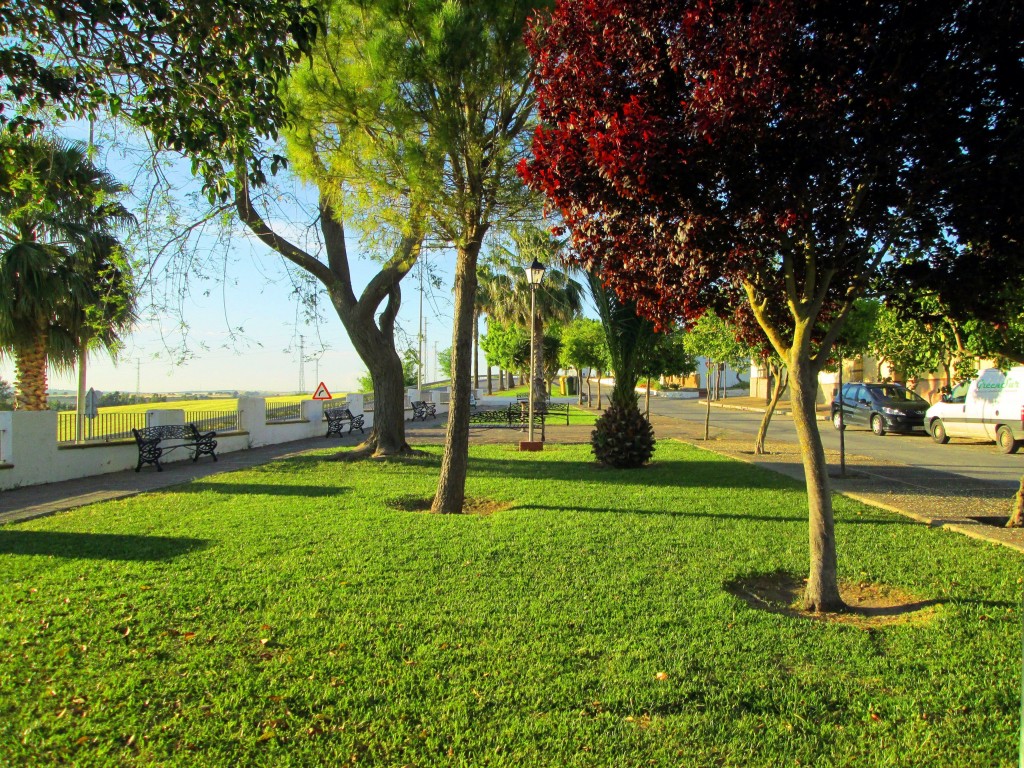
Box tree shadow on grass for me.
[170,482,351,497]
[725,571,944,628]
[517,504,916,525]
[0,530,208,561]
[466,457,796,490]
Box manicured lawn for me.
[1,442,1020,766]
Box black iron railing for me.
[185,410,239,433]
[265,401,302,423]
[57,411,148,443]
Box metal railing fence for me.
[265,401,302,423]
[185,410,239,433]
[57,411,148,443]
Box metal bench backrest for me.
[133,424,196,442]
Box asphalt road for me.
[649,397,1023,488]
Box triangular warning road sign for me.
[311,381,332,400]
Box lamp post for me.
[525,258,546,446]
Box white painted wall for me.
[0,397,371,492]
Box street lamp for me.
[525,258,546,446]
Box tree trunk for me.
[1008,475,1024,527]
[645,376,651,418]
[596,371,603,410]
[235,181,424,460]
[754,365,787,455]
[339,295,413,457]
[473,309,480,392]
[789,351,845,612]
[432,237,482,514]
[14,321,49,411]
[704,382,712,441]
[487,365,493,395]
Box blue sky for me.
[0,129,462,396]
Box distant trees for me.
[639,332,696,416]
[559,318,608,406]
[683,314,751,440]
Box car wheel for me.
[870,414,886,436]
[997,425,1019,454]
[832,410,844,430]
[930,419,949,444]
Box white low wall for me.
[0,397,373,492]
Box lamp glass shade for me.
[525,259,546,286]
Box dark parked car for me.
[831,382,929,436]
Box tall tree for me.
[0,132,136,410]
[384,1,543,515]
[523,0,1024,610]
[587,270,658,467]
[232,0,440,458]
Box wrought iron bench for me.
[410,400,437,421]
[469,403,518,427]
[515,397,569,425]
[131,424,218,472]
[324,407,365,438]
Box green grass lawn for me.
[1,442,1021,766]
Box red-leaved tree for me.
[522,0,1023,610]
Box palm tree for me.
[0,132,136,410]
[487,227,585,403]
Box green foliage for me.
[402,347,419,387]
[641,331,698,380]
[591,400,656,468]
[835,299,879,356]
[356,372,374,393]
[683,314,750,370]
[588,272,659,409]
[480,321,530,374]
[437,347,452,380]
[1,0,320,195]
[0,131,136,408]
[560,317,610,375]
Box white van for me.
[925,366,1024,453]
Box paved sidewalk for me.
[0,436,333,525]
[2,411,1022,555]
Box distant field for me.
[97,394,314,415]
[54,395,336,442]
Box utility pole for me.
[418,258,424,390]
[135,359,141,398]
[433,341,438,382]
[298,335,306,393]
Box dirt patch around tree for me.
[385,496,511,517]
[726,572,941,629]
